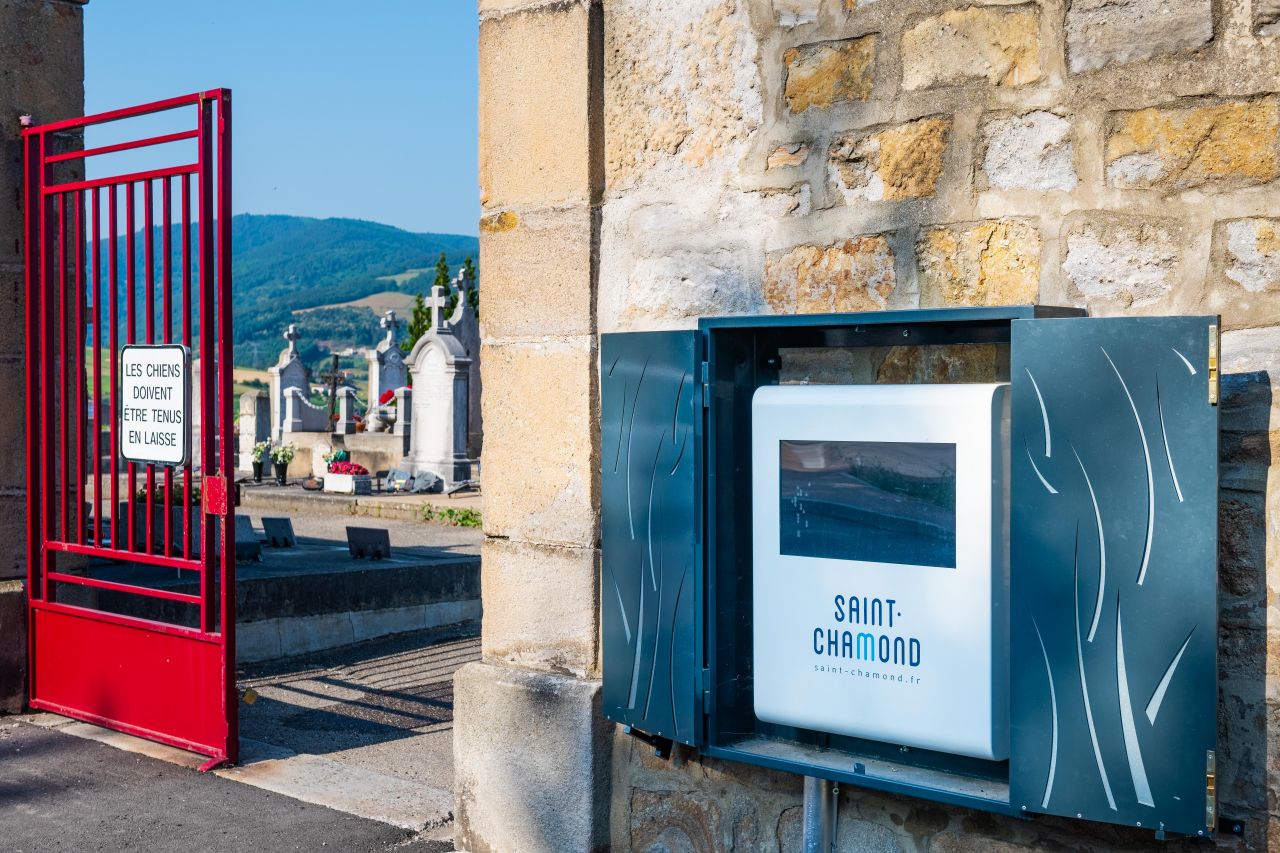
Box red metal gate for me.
[23,90,236,769]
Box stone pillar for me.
[334,387,358,435]
[454,1,606,851]
[0,0,87,714]
[392,386,412,437]
[237,392,269,471]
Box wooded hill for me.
[91,214,479,370]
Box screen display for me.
[779,440,957,568]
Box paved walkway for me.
[3,626,479,851]
[0,720,451,853]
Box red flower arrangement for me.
[378,389,396,406]
[328,461,369,476]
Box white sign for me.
[119,344,190,466]
[751,383,1011,761]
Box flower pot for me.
[252,460,264,483]
[274,462,288,485]
[323,473,372,495]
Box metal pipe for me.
[802,776,835,853]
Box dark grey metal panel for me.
[600,331,701,746]
[1010,317,1218,837]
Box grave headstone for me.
[238,392,269,472]
[366,310,410,405]
[234,515,263,562]
[403,272,476,487]
[346,526,391,560]
[268,324,308,441]
[261,517,297,548]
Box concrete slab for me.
[12,627,476,843]
[0,721,449,852]
[215,751,452,831]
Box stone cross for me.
[380,310,400,345]
[283,323,301,354]
[426,286,451,332]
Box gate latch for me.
[203,476,231,517]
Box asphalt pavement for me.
[0,719,452,852]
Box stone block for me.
[1105,98,1280,191]
[1066,0,1212,73]
[1259,0,1280,36]
[454,662,610,853]
[604,0,762,190]
[783,36,876,113]
[1207,218,1280,330]
[767,142,811,171]
[876,344,1009,384]
[0,580,25,713]
[828,116,952,203]
[479,2,596,209]
[1222,326,1280,434]
[631,789,724,852]
[901,5,1041,91]
[918,219,1041,307]
[982,111,1076,192]
[0,0,84,256]
[763,236,896,314]
[479,205,594,339]
[756,184,812,218]
[480,339,598,547]
[0,494,26,581]
[778,804,908,853]
[481,538,598,677]
[1061,214,1181,311]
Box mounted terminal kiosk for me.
[599,306,1221,838]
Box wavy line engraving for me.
[669,563,688,740]
[1074,525,1117,811]
[1116,593,1155,807]
[1156,378,1184,503]
[1027,368,1052,457]
[1073,446,1106,643]
[627,555,646,710]
[607,352,620,376]
[1032,617,1058,809]
[612,381,627,474]
[1172,347,1196,375]
[1026,438,1058,494]
[643,563,664,721]
[1102,348,1154,586]
[626,356,651,539]
[647,429,666,591]
[670,425,689,476]
[1146,627,1195,725]
[672,371,688,445]
[604,560,631,644]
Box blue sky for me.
[84,1,480,237]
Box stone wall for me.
[470,0,1280,849]
[0,0,86,714]
[595,0,1280,850]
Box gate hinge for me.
[701,667,712,714]
[1205,749,1217,833]
[700,362,710,408]
[1208,324,1220,406]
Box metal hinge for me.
[1205,749,1217,833]
[700,361,710,408]
[1208,324,1220,406]
[701,667,712,714]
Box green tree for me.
[463,255,479,316]
[401,291,430,355]
[433,252,451,290]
